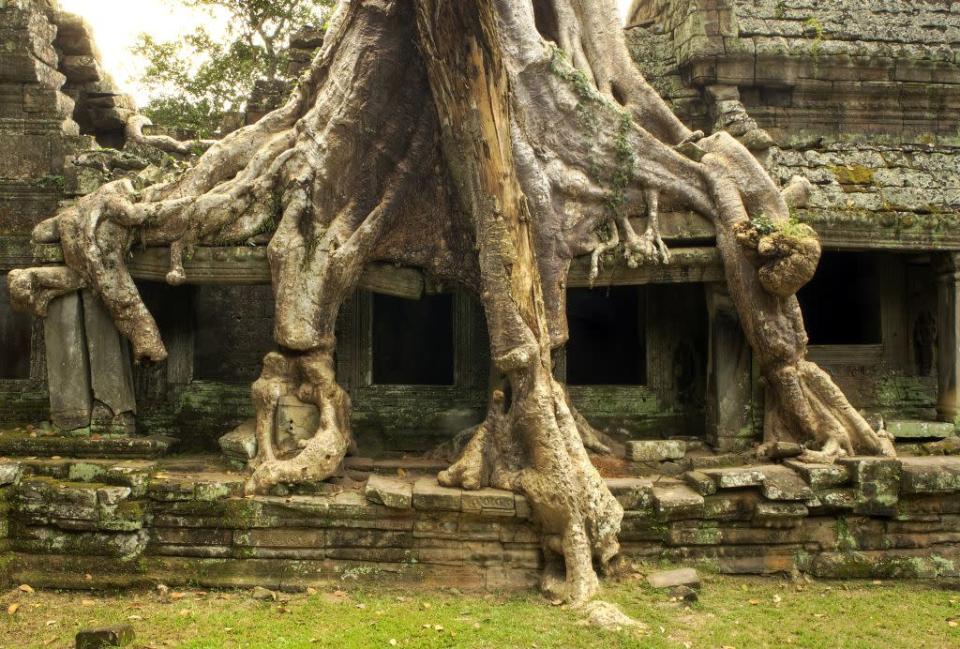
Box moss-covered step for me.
[0,430,177,458]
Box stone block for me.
[365,475,413,510]
[647,567,700,589]
[652,483,705,520]
[838,457,902,516]
[0,463,22,487]
[45,292,91,431]
[701,466,768,489]
[274,395,319,452]
[412,478,462,512]
[761,466,814,501]
[219,419,257,467]
[887,420,956,440]
[899,458,960,495]
[605,477,654,510]
[626,439,687,462]
[75,625,134,648]
[461,488,515,516]
[754,502,808,522]
[784,460,850,489]
[683,471,717,496]
[82,290,136,421]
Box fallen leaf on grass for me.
[18,584,34,593]
[7,603,20,615]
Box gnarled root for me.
[7,266,85,317]
[245,346,352,495]
[765,360,896,461]
[439,375,622,605]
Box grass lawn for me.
[2,572,959,648]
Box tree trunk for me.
[7,0,894,603]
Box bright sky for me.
[58,0,635,106]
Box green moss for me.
[830,164,876,186]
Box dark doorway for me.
[565,286,646,385]
[797,252,882,345]
[0,273,33,379]
[372,293,455,385]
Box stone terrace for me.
[2,454,960,591]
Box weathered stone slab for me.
[461,488,516,516]
[219,419,257,468]
[754,502,808,522]
[45,292,91,431]
[365,475,413,509]
[784,460,850,489]
[82,290,136,423]
[274,395,319,452]
[606,477,654,510]
[652,483,705,520]
[412,478,462,512]
[647,567,700,589]
[887,420,956,440]
[76,625,135,648]
[0,462,22,487]
[701,466,768,489]
[761,466,815,501]
[899,457,960,495]
[626,440,687,462]
[838,457,902,516]
[683,471,717,496]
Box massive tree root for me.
[7,0,894,603]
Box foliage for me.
[133,0,333,138]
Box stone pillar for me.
[44,292,91,431]
[704,283,754,451]
[81,290,136,433]
[936,253,960,426]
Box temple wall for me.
[3,455,960,589]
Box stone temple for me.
[1,0,960,590]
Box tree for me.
[134,0,332,137]
[10,0,896,605]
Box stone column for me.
[81,290,136,433]
[704,283,754,451]
[936,253,960,426]
[44,292,91,431]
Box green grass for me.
[2,574,959,648]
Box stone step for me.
[887,420,956,440]
[0,431,177,459]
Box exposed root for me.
[125,115,218,156]
[245,347,352,495]
[7,266,85,317]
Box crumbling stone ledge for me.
[2,456,960,591]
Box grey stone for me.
[461,487,516,515]
[652,483,705,519]
[365,475,413,509]
[45,292,91,431]
[683,471,717,496]
[274,395,319,452]
[701,466,768,489]
[887,420,956,440]
[219,419,258,466]
[0,462,22,486]
[761,466,814,501]
[626,439,687,462]
[82,290,136,424]
[412,477,462,511]
[647,567,700,589]
[784,460,850,489]
[75,625,134,648]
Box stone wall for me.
[3,456,960,589]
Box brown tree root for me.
[245,347,352,495]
